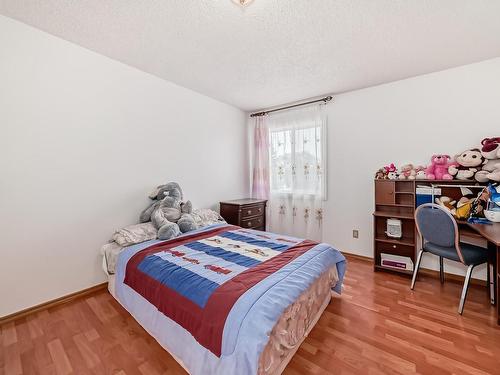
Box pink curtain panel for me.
[252,116,270,199]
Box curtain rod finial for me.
[250,111,268,117]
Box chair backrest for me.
[415,203,464,263]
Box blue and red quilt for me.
[124,224,318,357]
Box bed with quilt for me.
[106,223,346,375]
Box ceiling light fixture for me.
[232,0,255,7]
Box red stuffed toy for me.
[425,154,453,180]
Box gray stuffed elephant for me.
[140,182,197,240]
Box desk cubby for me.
[373,179,416,275]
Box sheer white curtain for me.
[267,104,327,241]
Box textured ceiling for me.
[2,0,500,111]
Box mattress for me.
[105,223,345,375]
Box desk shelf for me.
[374,180,417,274]
[373,211,414,220]
[375,236,415,247]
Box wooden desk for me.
[465,221,500,325]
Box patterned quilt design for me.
[124,225,317,356]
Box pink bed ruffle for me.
[258,266,338,375]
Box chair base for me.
[410,250,478,315]
[410,249,424,290]
[439,256,445,284]
[458,265,474,315]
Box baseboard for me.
[0,282,108,325]
[343,252,373,262]
[342,251,486,287]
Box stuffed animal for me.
[398,164,417,180]
[387,170,398,180]
[414,165,427,180]
[470,186,491,218]
[435,195,473,219]
[475,137,500,182]
[425,154,453,180]
[435,196,457,214]
[455,197,473,220]
[374,168,387,179]
[384,163,398,179]
[448,148,484,180]
[375,163,397,179]
[140,182,197,240]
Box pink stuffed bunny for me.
[425,155,453,180]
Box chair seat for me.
[424,242,489,266]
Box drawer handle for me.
[392,245,397,249]
[247,210,252,215]
[248,221,252,227]
[258,207,262,212]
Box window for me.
[268,115,326,198]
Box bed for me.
[103,223,346,375]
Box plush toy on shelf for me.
[375,163,398,179]
[435,196,457,214]
[385,163,398,179]
[455,196,473,220]
[448,148,484,180]
[398,164,417,180]
[435,193,473,219]
[425,154,453,180]
[475,137,500,182]
[414,165,427,180]
[374,168,387,179]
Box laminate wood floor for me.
[1,255,500,375]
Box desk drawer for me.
[241,216,264,229]
[376,241,414,259]
[240,204,265,219]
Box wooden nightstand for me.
[219,199,267,231]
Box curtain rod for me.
[249,95,333,117]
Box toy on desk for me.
[469,184,493,220]
[455,197,473,220]
[435,196,457,212]
[398,164,416,180]
[434,186,475,220]
[484,184,500,222]
[425,154,453,180]
[467,217,493,225]
[475,137,500,183]
[374,168,386,180]
[415,165,427,180]
[374,163,397,179]
[488,183,500,202]
[385,163,398,179]
[448,148,484,181]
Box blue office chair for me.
[411,203,490,314]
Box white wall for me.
[0,16,247,317]
[324,57,500,280]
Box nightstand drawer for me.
[240,204,265,219]
[220,198,267,231]
[241,216,264,229]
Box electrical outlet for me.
[353,229,359,239]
